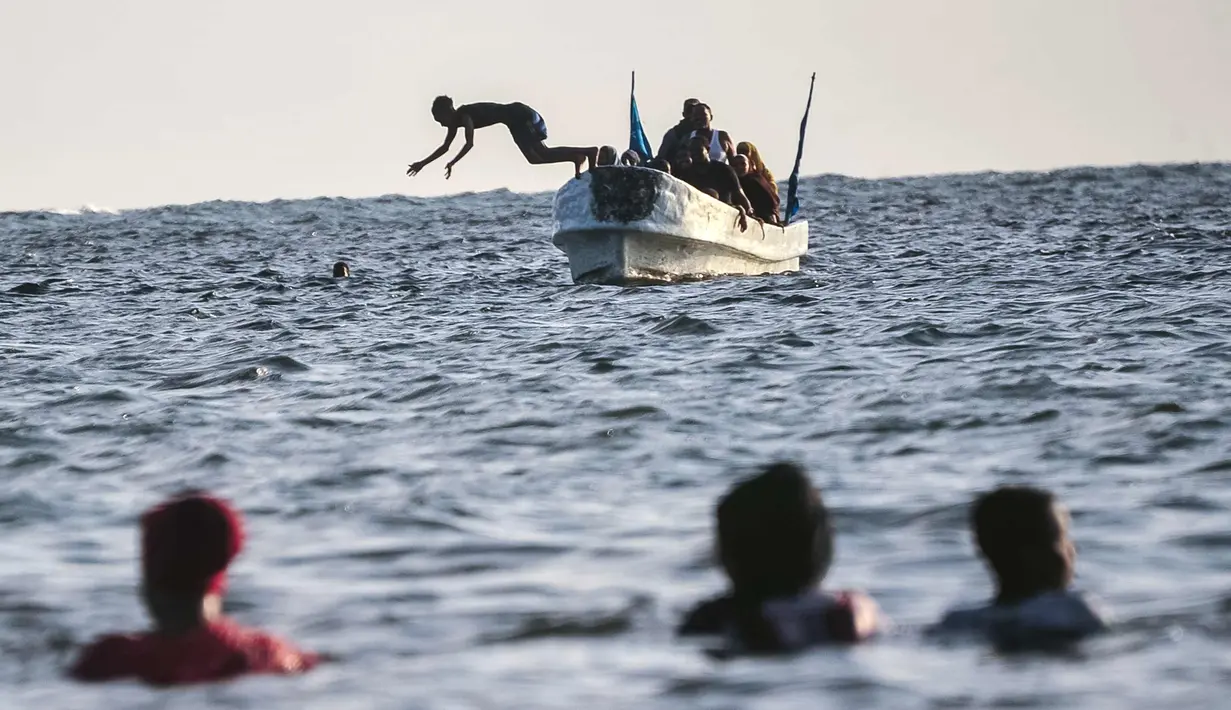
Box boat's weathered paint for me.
[551,167,809,285]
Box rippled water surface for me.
[3,164,1231,709]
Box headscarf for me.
[737,141,779,199]
[141,493,245,596]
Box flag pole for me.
[785,72,817,224]
[628,71,653,161]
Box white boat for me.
[551,167,809,286]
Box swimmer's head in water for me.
[730,154,750,175]
[717,462,833,600]
[141,493,245,598]
[597,145,619,166]
[431,95,455,124]
[333,261,350,278]
[972,486,1076,602]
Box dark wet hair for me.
[973,487,1059,556]
[141,493,244,596]
[717,462,832,601]
[972,486,1070,595]
[332,261,350,278]
[432,95,453,113]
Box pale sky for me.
[1,0,1228,211]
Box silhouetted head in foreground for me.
[141,493,245,633]
[681,97,701,119]
[718,462,832,601]
[678,462,882,650]
[972,486,1076,605]
[597,145,619,166]
[620,150,641,167]
[332,261,350,278]
[730,154,751,176]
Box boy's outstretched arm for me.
[444,119,476,179]
[407,124,459,176]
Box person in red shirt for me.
[69,492,319,686]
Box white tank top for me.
[690,129,726,163]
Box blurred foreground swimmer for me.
[69,492,319,685]
[332,261,350,278]
[679,462,884,653]
[934,486,1109,648]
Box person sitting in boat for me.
[933,486,1109,648]
[688,103,735,164]
[679,462,884,654]
[666,140,693,175]
[655,97,701,162]
[730,155,780,225]
[736,141,779,202]
[70,492,319,685]
[597,145,620,166]
[678,134,753,229]
[645,158,672,174]
[406,96,598,179]
[619,150,641,167]
[674,152,721,202]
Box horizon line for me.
[3,159,1225,216]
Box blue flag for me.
[629,72,653,162]
[785,73,817,224]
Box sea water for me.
[2,164,1230,708]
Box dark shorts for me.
[505,102,548,150]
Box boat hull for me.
[551,167,809,286]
